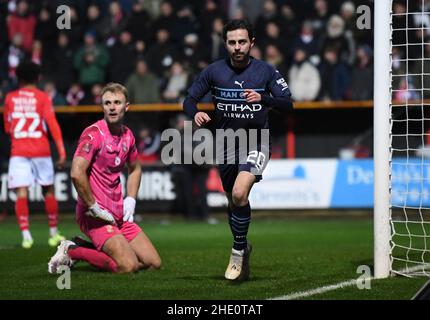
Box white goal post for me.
[375,0,430,278]
[374,0,392,279]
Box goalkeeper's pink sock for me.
[68,246,117,272]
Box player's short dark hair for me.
[16,61,41,84]
[222,19,255,42]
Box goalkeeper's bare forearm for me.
[70,156,96,208]
[126,160,141,200]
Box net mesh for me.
[390,0,430,276]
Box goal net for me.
[389,0,430,276]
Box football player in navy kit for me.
[183,19,294,281]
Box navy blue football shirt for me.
[184,57,293,131]
[183,57,294,163]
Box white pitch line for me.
[269,265,429,300]
[268,278,369,300]
[0,246,15,250]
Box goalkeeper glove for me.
[123,196,136,222]
[86,202,115,225]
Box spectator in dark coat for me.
[292,20,320,60]
[85,3,109,41]
[254,0,285,40]
[133,39,147,62]
[319,14,356,67]
[51,32,76,95]
[61,5,84,49]
[34,5,57,52]
[145,28,179,78]
[264,44,289,77]
[108,30,136,83]
[206,17,228,62]
[151,1,180,43]
[197,0,226,43]
[175,5,199,42]
[318,46,350,100]
[411,41,430,98]
[126,1,151,42]
[179,33,210,76]
[310,0,331,37]
[34,6,57,75]
[103,0,129,45]
[350,45,373,100]
[258,21,291,64]
[0,3,8,53]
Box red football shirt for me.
[3,87,65,158]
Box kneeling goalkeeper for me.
[48,83,161,273]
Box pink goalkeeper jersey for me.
[74,119,138,219]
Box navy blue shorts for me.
[218,149,270,193]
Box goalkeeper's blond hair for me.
[101,83,129,102]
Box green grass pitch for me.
[0,214,427,300]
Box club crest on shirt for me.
[115,156,121,166]
[106,225,114,233]
[82,142,92,153]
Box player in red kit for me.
[3,62,66,249]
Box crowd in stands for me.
[0,0,380,107]
[4,0,430,163]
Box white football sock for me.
[22,229,32,241]
[232,248,244,256]
[49,227,58,237]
